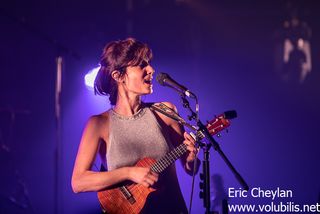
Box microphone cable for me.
[188,147,200,214]
[188,95,200,214]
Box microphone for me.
[156,72,196,98]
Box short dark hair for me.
[94,38,153,105]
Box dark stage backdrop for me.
[1,0,319,213]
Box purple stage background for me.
[1,1,319,213]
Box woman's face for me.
[122,60,155,96]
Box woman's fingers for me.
[184,132,195,143]
[183,132,197,154]
[142,170,159,187]
[183,132,200,163]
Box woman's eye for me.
[139,61,148,69]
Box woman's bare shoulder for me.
[84,110,111,139]
[87,110,110,125]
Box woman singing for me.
[71,38,199,213]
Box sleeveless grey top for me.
[106,104,188,213]
[107,106,171,170]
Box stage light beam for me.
[84,66,100,89]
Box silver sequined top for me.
[107,105,171,171]
[105,104,188,213]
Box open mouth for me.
[144,79,152,84]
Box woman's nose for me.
[147,65,155,74]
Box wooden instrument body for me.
[97,158,156,214]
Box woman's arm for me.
[71,115,158,193]
[156,102,200,175]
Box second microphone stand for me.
[179,94,249,214]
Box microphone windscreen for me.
[156,72,169,86]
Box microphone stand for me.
[179,94,249,214]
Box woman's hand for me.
[128,167,158,188]
[183,132,199,169]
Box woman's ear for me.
[111,70,123,83]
